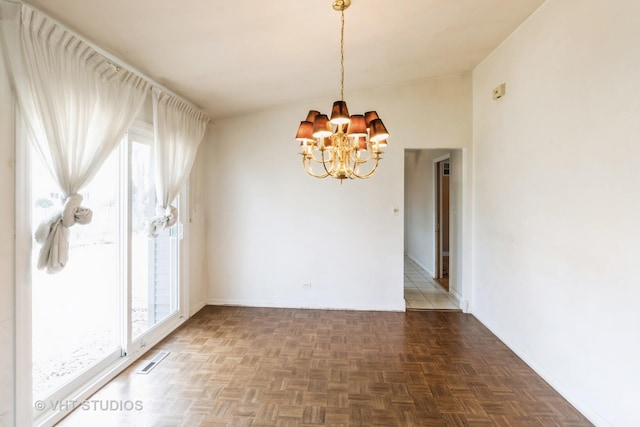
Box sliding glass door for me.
[31,149,121,402]
[127,127,180,346]
[31,122,182,414]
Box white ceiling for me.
[25,0,544,119]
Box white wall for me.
[404,149,449,275]
[204,73,472,311]
[0,48,15,427]
[472,1,640,425]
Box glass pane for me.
[131,139,178,340]
[32,150,120,400]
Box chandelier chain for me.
[340,8,345,101]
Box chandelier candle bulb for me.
[294,0,389,181]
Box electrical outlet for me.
[492,83,506,100]
[302,282,312,289]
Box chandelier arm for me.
[312,149,332,165]
[302,155,329,178]
[349,140,359,177]
[349,148,373,164]
[348,149,359,179]
[321,147,334,177]
[351,155,381,179]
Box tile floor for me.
[404,257,460,310]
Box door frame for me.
[433,153,450,282]
[15,107,33,427]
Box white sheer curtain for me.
[148,88,209,237]
[0,3,150,273]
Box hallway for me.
[404,257,459,310]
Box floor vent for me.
[137,351,170,374]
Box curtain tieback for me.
[34,194,93,274]
[61,193,93,227]
[147,204,177,238]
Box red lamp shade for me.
[355,136,368,151]
[330,100,350,125]
[305,110,320,122]
[347,114,367,137]
[313,114,334,138]
[364,111,379,129]
[369,118,389,142]
[295,121,315,143]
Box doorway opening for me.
[403,149,461,310]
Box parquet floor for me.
[58,306,592,426]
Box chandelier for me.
[294,0,389,181]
